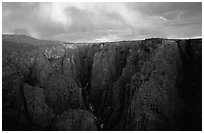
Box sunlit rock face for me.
[2,35,202,131]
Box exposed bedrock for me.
[23,83,55,130]
[51,109,97,131]
[2,37,202,130]
[44,73,85,114]
[89,39,202,130]
[2,41,99,130]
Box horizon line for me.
[2,33,202,43]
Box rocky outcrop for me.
[23,84,55,130]
[118,40,184,130]
[44,73,84,114]
[52,109,97,131]
[30,52,52,87]
[2,60,26,130]
[89,39,202,131]
[2,35,202,131]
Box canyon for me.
[2,35,202,131]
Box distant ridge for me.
[2,34,202,45]
[2,34,62,46]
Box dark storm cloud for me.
[2,2,202,42]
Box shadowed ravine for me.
[2,35,202,131]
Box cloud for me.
[38,3,72,27]
[2,2,202,42]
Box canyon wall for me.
[2,36,202,130]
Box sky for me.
[2,2,202,42]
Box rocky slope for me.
[2,35,202,131]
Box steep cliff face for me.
[89,39,202,130]
[176,39,202,130]
[2,35,202,131]
[23,83,55,130]
[119,40,184,130]
[2,37,99,130]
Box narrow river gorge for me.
[2,36,202,131]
